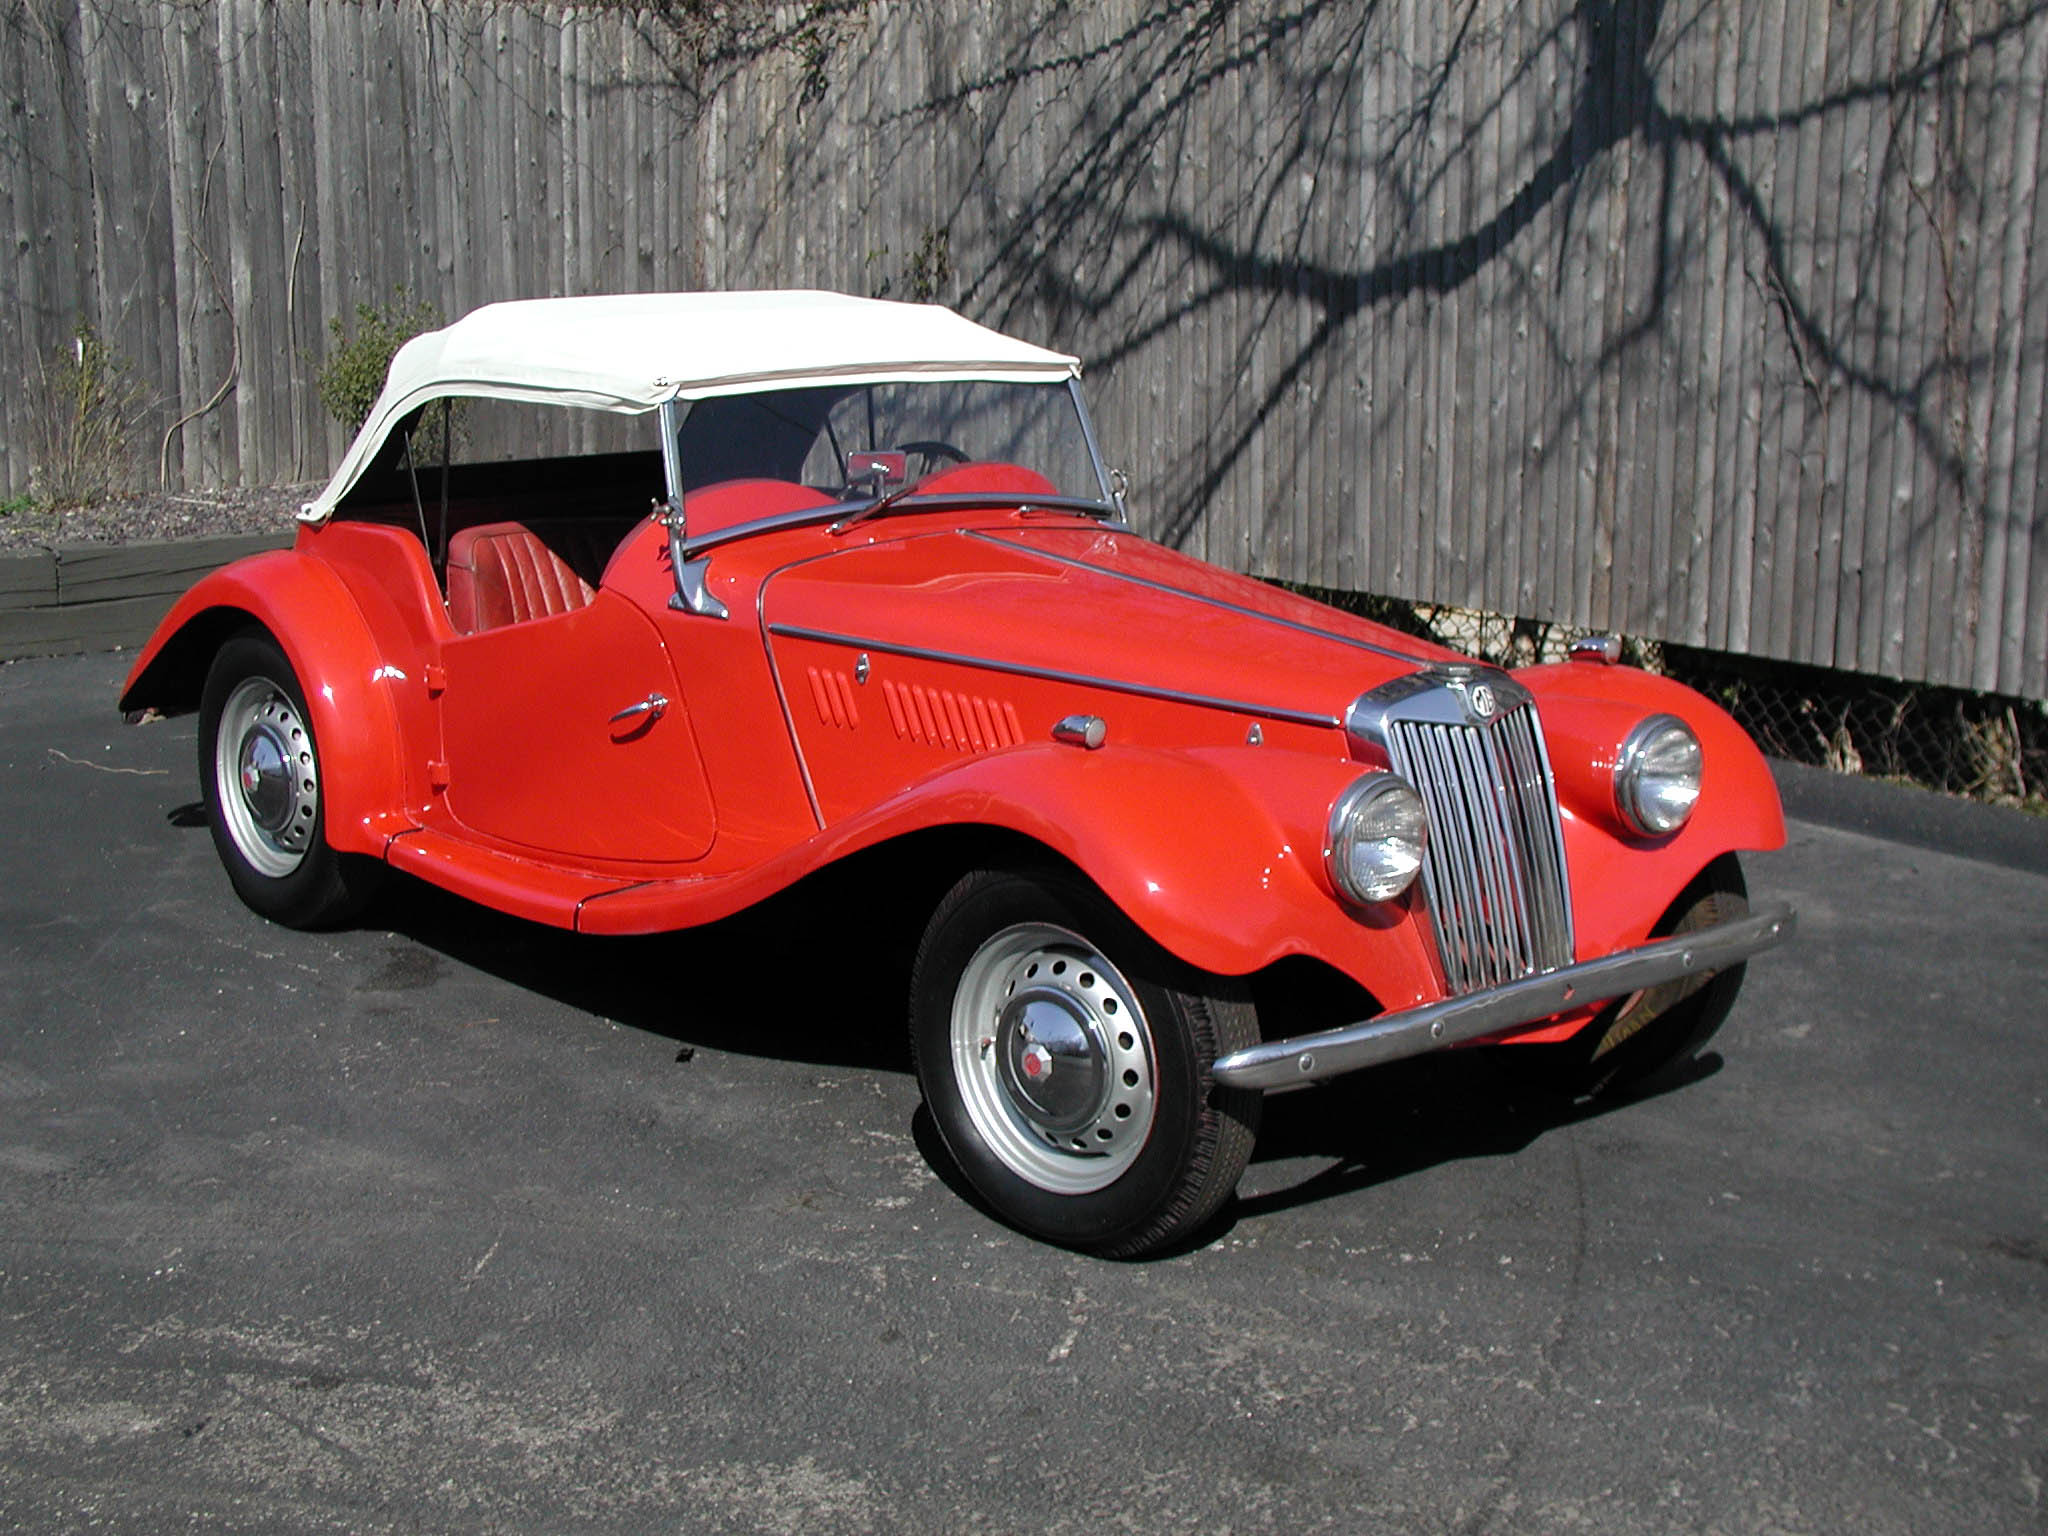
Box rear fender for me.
[827,742,1442,998]
[119,553,412,857]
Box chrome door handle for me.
[609,692,669,725]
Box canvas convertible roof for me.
[303,291,1082,522]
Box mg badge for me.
[1468,682,1497,721]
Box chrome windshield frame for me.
[660,378,1120,557]
[1067,377,1127,522]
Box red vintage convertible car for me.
[122,291,1793,1256]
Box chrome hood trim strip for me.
[765,622,1344,729]
[967,530,1439,667]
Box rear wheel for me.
[198,632,380,929]
[1542,854,1750,1100]
[911,868,1261,1257]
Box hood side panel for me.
[758,527,1434,730]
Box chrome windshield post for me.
[1068,378,1128,526]
[657,396,728,620]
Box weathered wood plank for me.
[4,0,2047,701]
[2019,8,2048,699]
[1974,15,2043,694]
[1888,9,1946,684]
[1805,0,1851,671]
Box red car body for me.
[121,293,1793,1256]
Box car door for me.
[437,590,717,864]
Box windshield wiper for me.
[828,481,920,535]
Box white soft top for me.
[302,291,1081,522]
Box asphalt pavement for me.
[2,649,2043,1534]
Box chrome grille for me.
[1350,670,1574,995]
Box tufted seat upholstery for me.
[444,519,633,635]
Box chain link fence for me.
[1292,586,2048,815]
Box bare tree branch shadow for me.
[878,0,2046,620]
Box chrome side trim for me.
[763,622,1343,729]
[757,554,832,830]
[1211,901,1796,1090]
[572,882,656,931]
[968,531,1439,667]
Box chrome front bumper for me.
[1211,900,1797,1090]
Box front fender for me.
[119,552,413,857]
[1519,661,1786,955]
[818,742,1443,1000]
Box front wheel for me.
[198,632,380,929]
[1539,854,1751,1100]
[911,869,1262,1258]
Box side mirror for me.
[845,450,908,494]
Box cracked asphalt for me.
[3,649,2044,1534]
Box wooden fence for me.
[3,0,2045,700]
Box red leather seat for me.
[445,520,625,634]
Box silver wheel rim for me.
[949,922,1158,1194]
[214,676,319,879]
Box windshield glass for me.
[671,379,1109,507]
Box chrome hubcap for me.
[951,923,1157,1194]
[215,678,318,878]
[238,732,292,832]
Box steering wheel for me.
[896,439,971,474]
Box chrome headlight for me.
[1326,774,1428,906]
[1615,714,1702,836]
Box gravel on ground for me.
[0,484,314,555]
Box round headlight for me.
[1615,714,1702,836]
[1326,774,1428,906]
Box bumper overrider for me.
[1212,901,1797,1090]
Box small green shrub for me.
[30,323,151,508]
[316,288,442,433]
[0,492,37,518]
